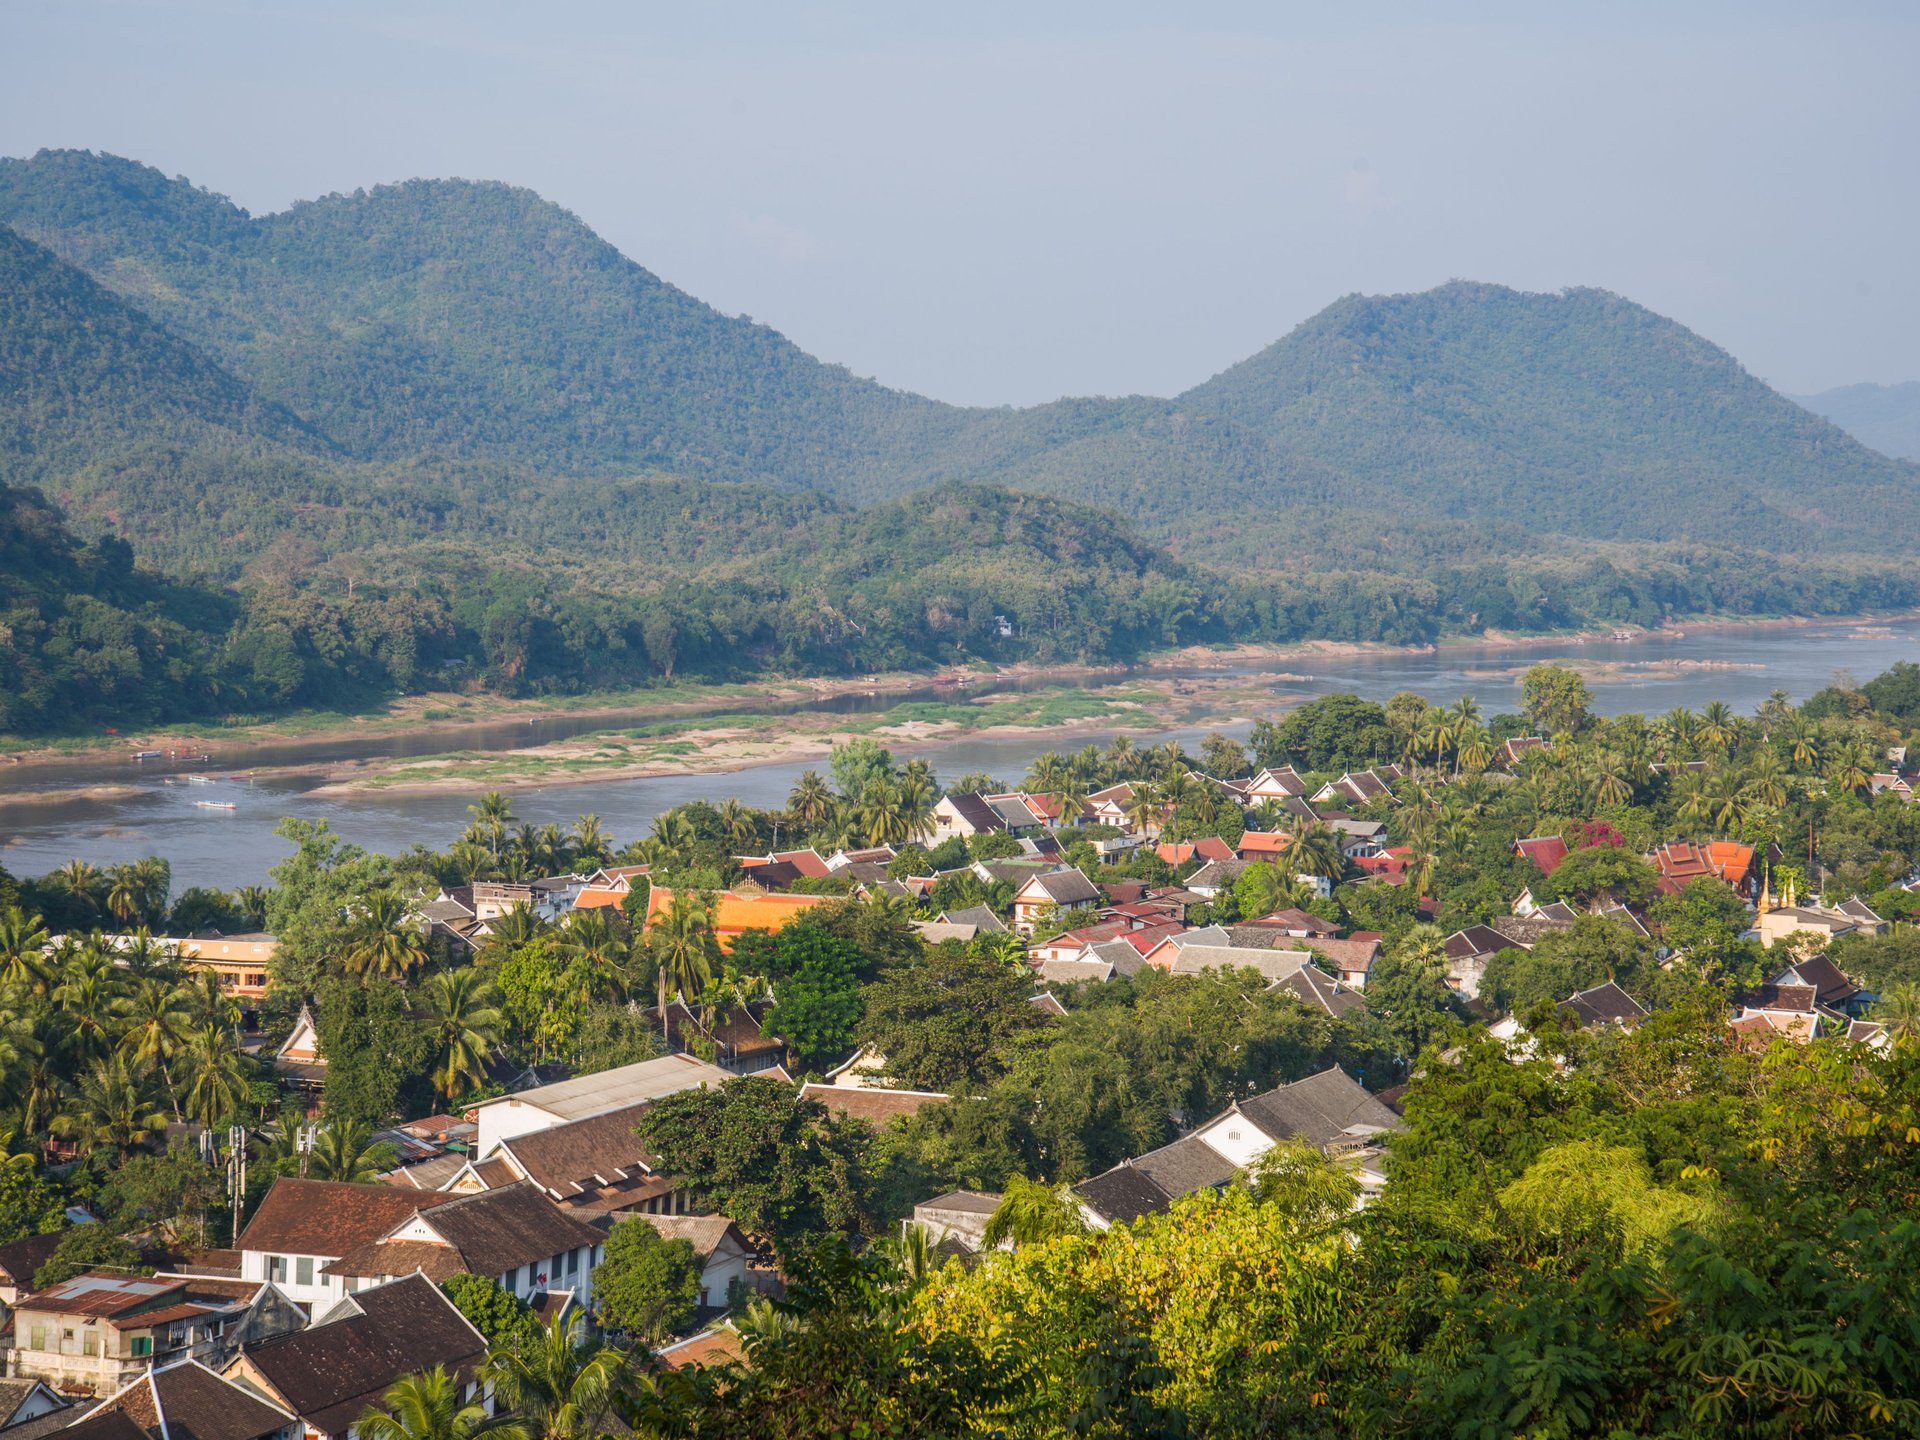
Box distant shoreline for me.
[3,608,1912,793]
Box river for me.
[2,619,1913,892]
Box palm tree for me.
[1671,770,1711,827]
[130,857,170,924]
[717,798,758,854]
[571,814,611,868]
[484,1310,630,1440]
[788,772,833,831]
[979,930,1029,969]
[649,891,718,1046]
[1105,734,1139,777]
[106,866,144,927]
[1781,713,1822,771]
[1415,708,1452,774]
[50,860,105,918]
[118,976,193,1115]
[1155,740,1187,783]
[1695,700,1736,755]
[467,791,515,861]
[1704,769,1750,832]
[1286,821,1346,884]
[1026,751,1069,795]
[1743,750,1788,812]
[895,771,937,844]
[483,903,543,955]
[1121,782,1162,837]
[1875,985,1920,1047]
[343,892,429,982]
[55,1053,167,1162]
[983,1175,1087,1247]
[182,969,241,1031]
[1591,753,1632,809]
[1655,707,1696,760]
[0,909,51,993]
[179,1024,252,1128]
[559,909,632,1003]
[309,1119,385,1182]
[1455,726,1493,777]
[1826,744,1874,798]
[11,1012,67,1140]
[54,949,124,1066]
[419,970,504,1102]
[857,779,910,848]
[232,885,271,931]
[356,1367,513,1440]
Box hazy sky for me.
[2,2,1915,406]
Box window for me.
[296,1257,314,1287]
[565,1249,578,1277]
[27,1325,44,1351]
[131,1335,153,1358]
[345,1277,360,1295]
[267,1255,288,1284]
[82,1329,99,1357]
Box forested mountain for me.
[3,147,1919,733]
[2,149,1914,569]
[1793,380,1920,462]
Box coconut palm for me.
[1704,769,1750,832]
[571,814,611,867]
[1121,782,1162,837]
[1155,740,1188,782]
[1743,749,1788,811]
[0,909,51,993]
[788,771,834,831]
[1455,726,1493,777]
[309,1118,386,1182]
[356,1366,513,1440]
[1826,744,1875,798]
[559,909,633,1003]
[1415,708,1452,774]
[484,1311,629,1440]
[117,927,175,979]
[419,970,504,1102]
[717,798,758,853]
[649,891,718,1046]
[1591,753,1633,809]
[105,866,145,927]
[896,770,937,844]
[182,969,241,1031]
[232,885,271,931]
[179,1024,252,1128]
[343,891,429,982]
[118,976,193,1113]
[54,949,124,1066]
[1671,770,1711,827]
[50,860,106,917]
[1025,751,1069,795]
[10,1012,67,1140]
[1286,820,1346,884]
[1655,707,1696,760]
[1105,734,1139,777]
[1695,701,1736,755]
[979,930,1029,969]
[857,779,911,848]
[54,1053,168,1162]
[1781,713,1822,771]
[466,791,515,861]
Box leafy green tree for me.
[1520,663,1592,735]
[634,1077,870,1251]
[857,948,1043,1094]
[0,1165,61,1246]
[829,738,895,799]
[34,1224,143,1288]
[314,976,432,1128]
[982,1175,1086,1247]
[592,1220,702,1342]
[1539,844,1656,906]
[440,1273,538,1349]
[1251,693,1395,771]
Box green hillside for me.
[2,149,1913,570]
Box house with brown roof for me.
[0,1232,65,1309]
[270,1007,326,1092]
[1512,835,1569,875]
[224,1275,489,1440]
[318,1182,605,1312]
[0,1378,68,1434]
[472,1052,734,1156]
[1443,925,1516,1000]
[5,1272,302,1396]
[1500,736,1548,768]
[1245,767,1309,803]
[75,1360,299,1440]
[1155,837,1236,868]
[450,1098,688,1219]
[237,1179,452,1312]
[1311,769,1401,807]
[1651,840,1759,897]
[931,793,1007,842]
[1010,869,1102,935]
[797,1082,950,1129]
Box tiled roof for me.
[636,1214,747,1259]
[1769,955,1860,1008]
[1296,936,1381,975]
[498,1099,659,1197]
[396,1182,602,1278]
[797,1083,948,1127]
[1270,965,1368,1018]
[238,1177,454,1258]
[646,888,833,948]
[238,1275,485,1434]
[1444,925,1512,960]
[939,906,1006,934]
[1132,1134,1238,1197]
[1028,991,1068,1017]
[1021,869,1102,906]
[1170,945,1312,984]
[1236,1067,1404,1150]
[1036,957,1115,984]
[1560,981,1648,1028]
[1072,1165,1172,1225]
[656,1327,744,1370]
[0,1230,63,1284]
[91,1360,296,1440]
[1514,836,1569,875]
[941,793,1006,833]
[482,1052,734,1124]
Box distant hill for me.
[2,149,1914,574]
[1791,382,1920,463]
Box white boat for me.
[193,799,236,811]
[132,749,161,760]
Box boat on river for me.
[193,799,236,811]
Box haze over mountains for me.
[3,147,1919,732]
[1793,382,1920,464]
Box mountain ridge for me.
[3,147,1912,569]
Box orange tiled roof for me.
[645,888,832,950]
